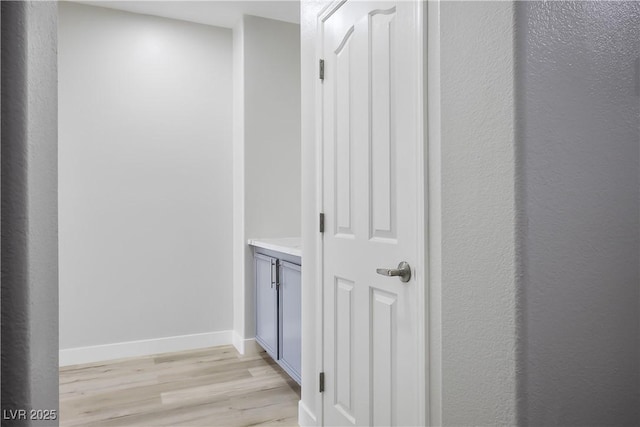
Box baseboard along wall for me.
[59,330,234,366]
[232,331,261,355]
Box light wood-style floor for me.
[60,345,301,427]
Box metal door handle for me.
[271,260,276,289]
[376,262,411,283]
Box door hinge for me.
[319,59,325,81]
[319,372,325,392]
[319,213,325,233]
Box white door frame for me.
[312,0,437,424]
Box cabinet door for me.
[255,253,278,359]
[279,260,302,384]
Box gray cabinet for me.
[253,249,301,384]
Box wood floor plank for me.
[60,346,300,427]
[160,374,288,405]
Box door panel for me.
[334,277,355,422]
[334,27,355,237]
[371,288,397,426]
[254,253,278,359]
[369,8,397,241]
[279,261,302,383]
[321,1,422,426]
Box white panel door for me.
[321,1,423,426]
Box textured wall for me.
[439,2,519,424]
[1,1,59,423]
[58,3,234,350]
[518,2,640,425]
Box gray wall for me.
[243,15,301,243]
[518,2,640,425]
[58,3,234,354]
[1,1,59,423]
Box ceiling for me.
[74,1,300,28]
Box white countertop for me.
[247,237,302,257]
[248,237,302,258]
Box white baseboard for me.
[298,400,316,427]
[232,331,261,355]
[59,330,233,366]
